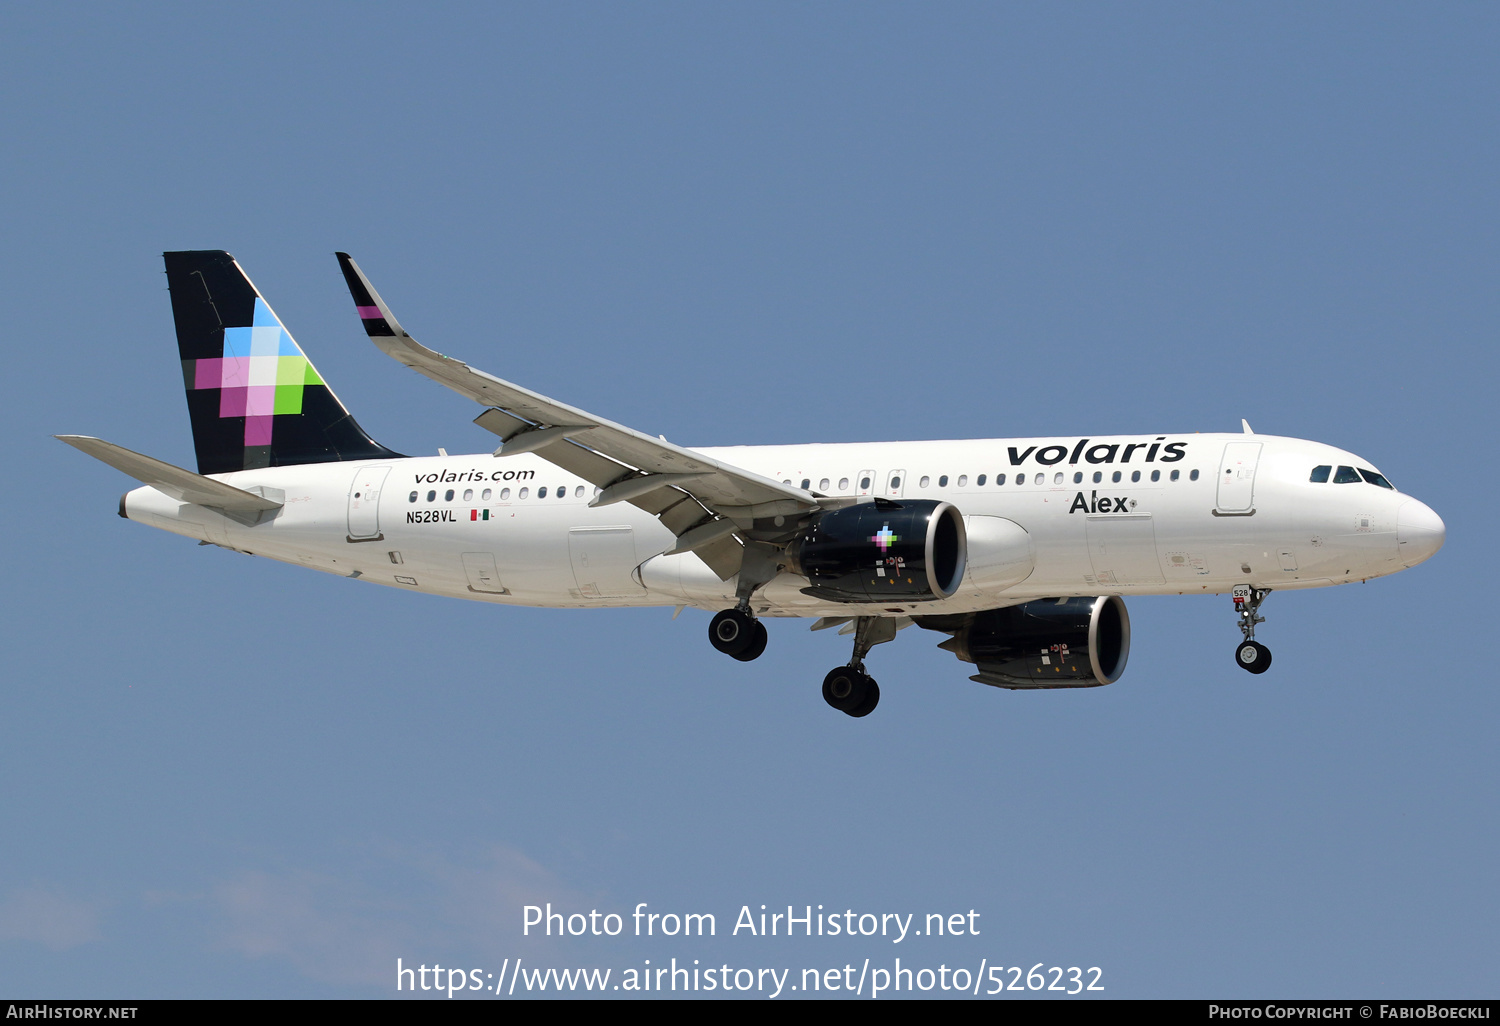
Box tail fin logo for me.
[184,298,326,447]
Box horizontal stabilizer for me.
[55,436,283,512]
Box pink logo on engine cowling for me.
[870,525,898,551]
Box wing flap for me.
[473,409,703,518]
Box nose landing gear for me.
[1232,586,1273,674]
[821,616,897,717]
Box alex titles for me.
[1069,491,1136,514]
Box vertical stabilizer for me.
[164,250,401,474]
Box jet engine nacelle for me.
[787,499,966,602]
[943,596,1130,689]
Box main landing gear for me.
[709,607,768,662]
[821,616,897,718]
[1232,586,1273,674]
[707,541,780,663]
[823,666,879,718]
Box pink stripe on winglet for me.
[356,306,382,319]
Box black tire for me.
[1236,640,1271,674]
[822,666,870,713]
[846,678,881,718]
[731,621,768,662]
[709,608,755,656]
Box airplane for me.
[58,251,1446,717]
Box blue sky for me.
[1,3,1494,998]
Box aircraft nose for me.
[1397,498,1445,567]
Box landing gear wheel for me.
[822,666,878,716]
[709,608,756,657]
[848,678,880,717]
[731,621,768,662]
[1235,640,1272,674]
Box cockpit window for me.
[1333,465,1361,484]
[1359,469,1395,490]
[1309,465,1331,483]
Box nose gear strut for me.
[1232,586,1273,674]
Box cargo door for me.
[569,527,647,598]
[347,466,391,541]
[1086,513,1165,585]
[461,552,508,594]
[1216,443,1262,513]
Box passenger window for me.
[819,478,830,491]
[995,474,1006,485]
[1333,465,1361,484]
[482,488,492,500]
[1358,469,1394,489]
[463,488,474,501]
[1131,470,1140,483]
[409,491,418,503]
[558,487,567,498]
[957,475,967,487]
[575,486,585,498]
[1034,473,1044,485]
[1150,470,1160,482]
[500,488,511,500]
[1073,472,1083,484]
[977,474,987,486]
[783,479,792,485]
[1016,474,1024,486]
[938,475,948,487]
[427,490,436,502]
[519,487,529,499]
[860,476,871,490]
[1190,469,1199,481]
[444,489,455,501]
[1170,470,1179,482]
[839,477,849,491]
[1309,465,1331,483]
[889,476,901,490]
[800,478,810,490]
[1053,472,1063,484]
[538,486,548,498]
[920,476,930,488]
[1093,472,1102,484]
[1111,471,1122,483]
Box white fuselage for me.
[120,432,1443,617]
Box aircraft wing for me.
[337,253,821,577]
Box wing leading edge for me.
[335,253,824,579]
